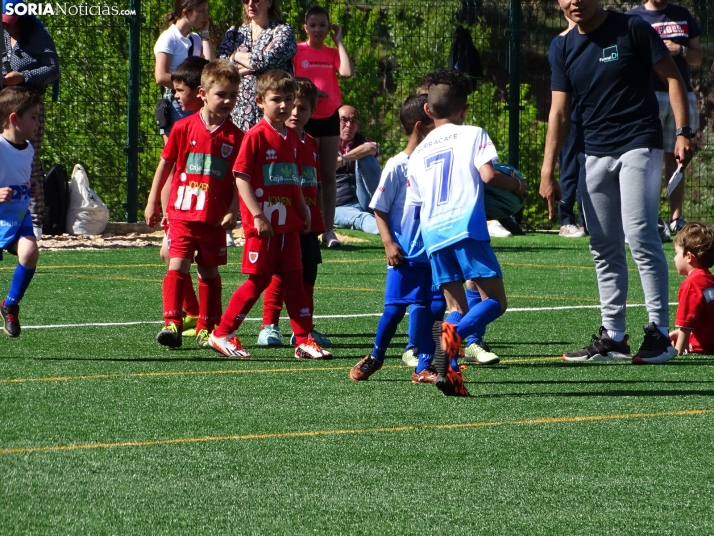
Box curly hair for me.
[423,68,472,119]
[674,222,714,268]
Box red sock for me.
[162,270,186,328]
[214,274,271,337]
[197,274,222,333]
[262,275,284,326]
[282,270,312,346]
[183,272,199,317]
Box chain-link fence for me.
[39,0,713,227]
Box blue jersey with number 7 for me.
[404,124,498,255]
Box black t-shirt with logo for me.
[626,3,700,92]
[551,11,669,156]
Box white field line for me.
[21,303,678,330]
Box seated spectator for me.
[330,105,381,242]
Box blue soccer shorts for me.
[430,238,502,287]
[0,212,34,261]
[384,262,432,306]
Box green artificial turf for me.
[1,233,713,534]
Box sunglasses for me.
[340,117,358,124]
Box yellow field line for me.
[0,358,562,385]
[1,409,710,455]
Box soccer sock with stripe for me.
[372,304,407,362]
[456,298,502,347]
[162,270,186,328]
[465,288,483,346]
[182,272,199,318]
[262,275,284,326]
[4,263,35,306]
[197,274,222,333]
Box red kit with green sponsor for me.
[161,113,244,226]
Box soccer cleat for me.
[562,326,631,361]
[435,368,470,397]
[257,324,282,346]
[1,300,20,337]
[401,346,419,367]
[350,354,382,381]
[290,329,332,346]
[156,322,182,349]
[411,367,438,384]
[632,322,678,364]
[440,322,462,359]
[196,329,211,349]
[208,333,251,358]
[559,224,586,238]
[295,336,333,360]
[182,315,198,337]
[463,340,500,365]
[487,220,513,238]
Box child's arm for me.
[670,327,691,356]
[145,159,174,227]
[0,187,13,203]
[298,188,311,234]
[220,184,239,230]
[479,162,526,203]
[374,208,404,266]
[235,173,273,237]
[331,25,354,78]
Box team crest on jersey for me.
[266,149,277,161]
[221,144,233,158]
[248,251,259,263]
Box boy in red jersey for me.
[257,77,332,348]
[636,222,714,360]
[145,59,243,349]
[208,70,332,360]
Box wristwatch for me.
[675,126,695,139]
[681,45,687,58]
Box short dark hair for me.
[294,77,318,112]
[305,5,329,24]
[0,86,41,129]
[674,222,714,268]
[172,56,210,89]
[400,93,431,136]
[256,70,296,100]
[424,68,472,119]
[201,59,241,93]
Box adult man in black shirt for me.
[540,0,693,364]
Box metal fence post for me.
[125,0,141,224]
[508,0,521,170]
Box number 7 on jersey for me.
[425,150,453,205]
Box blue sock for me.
[430,291,446,323]
[420,292,446,357]
[415,352,433,373]
[406,303,426,351]
[465,288,483,346]
[445,311,463,325]
[372,304,406,362]
[450,356,460,372]
[455,298,502,341]
[5,264,36,306]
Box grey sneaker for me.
[563,327,631,361]
[463,340,500,365]
[257,324,282,346]
[632,322,678,364]
[669,217,686,235]
[559,224,586,238]
[658,217,671,243]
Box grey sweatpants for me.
[581,148,668,332]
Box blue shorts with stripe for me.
[429,238,502,287]
[384,262,433,306]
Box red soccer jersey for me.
[162,113,243,226]
[234,119,304,237]
[676,267,714,354]
[298,131,325,234]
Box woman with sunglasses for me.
[218,0,296,132]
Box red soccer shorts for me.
[242,232,302,275]
[167,219,227,267]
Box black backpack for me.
[43,164,69,235]
[448,25,483,91]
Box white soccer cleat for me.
[208,333,252,358]
[295,336,333,360]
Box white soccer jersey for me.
[405,124,498,255]
[0,136,33,246]
[369,152,427,264]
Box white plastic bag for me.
[65,164,109,235]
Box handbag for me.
[154,96,172,129]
